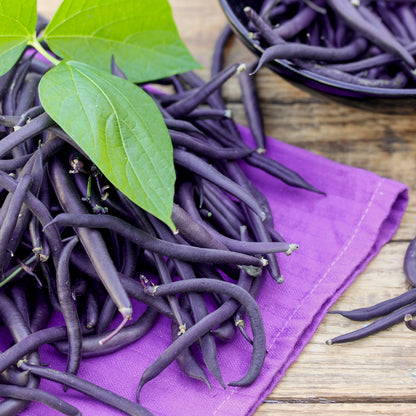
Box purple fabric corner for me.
[12,126,408,416]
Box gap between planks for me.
[264,396,416,404]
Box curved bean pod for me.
[327,301,416,344]
[404,237,416,286]
[0,174,33,272]
[329,287,416,321]
[166,63,245,118]
[0,153,32,171]
[19,362,155,416]
[251,38,369,75]
[56,236,82,378]
[53,307,159,358]
[0,384,81,416]
[273,2,320,39]
[0,112,54,159]
[211,24,234,84]
[0,326,67,375]
[85,290,99,330]
[169,130,253,160]
[137,278,266,398]
[170,319,212,390]
[238,60,266,153]
[3,57,32,116]
[327,41,416,73]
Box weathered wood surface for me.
[38,1,416,415]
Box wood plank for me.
[256,402,416,415]
[37,0,62,19]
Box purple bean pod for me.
[48,156,133,327]
[404,236,416,286]
[20,362,155,416]
[327,301,416,344]
[138,278,266,395]
[166,63,246,119]
[329,287,416,321]
[56,236,82,379]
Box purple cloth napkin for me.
[11,125,407,416]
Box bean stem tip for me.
[98,313,131,345]
[286,243,299,255]
[177,323,187,335]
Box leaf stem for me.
[28,34,61,66]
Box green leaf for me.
[0,0,37,76]
[42,0,201,83]
[39,60,176,229]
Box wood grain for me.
[256,403,416,415]
[36,1,416,415]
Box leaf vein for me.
[71,66,158,200]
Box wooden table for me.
[38,1,416,415]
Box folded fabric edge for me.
[219,179,408,416]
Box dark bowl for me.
[218,0,416,114]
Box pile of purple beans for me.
[0,16,322,416]
[245,0,416,88]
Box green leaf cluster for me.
[0,0,201,230]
